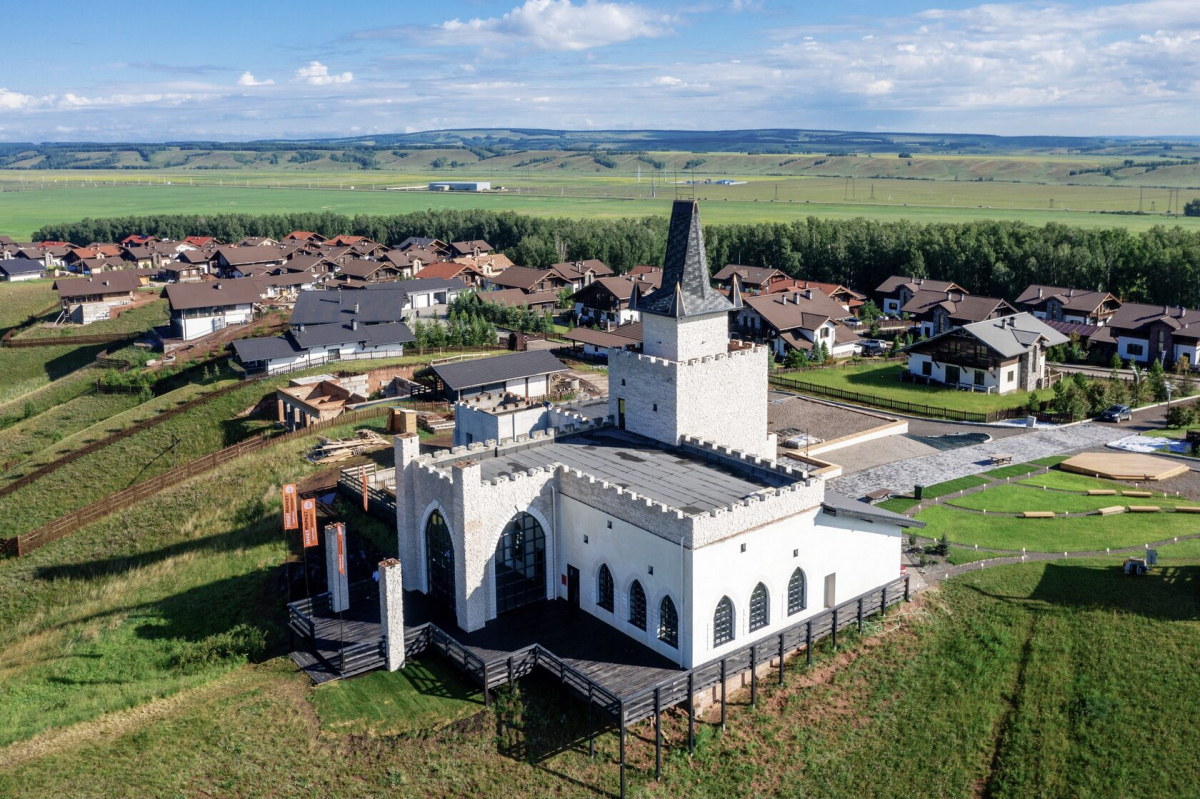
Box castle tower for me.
[609,200,775,459]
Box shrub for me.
[1166,405,1196,428]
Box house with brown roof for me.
[334,258,409,285]
[54,271,143,323]
[1014,285,1121,326]
[563,321,642,360]
[712,264,787,295]
[737,287,862,359]
[397,236,450,255]
[284,231,327,243]
[767,280,867,315]
[275,376,366,431]
[453,252,514,276]
[414,260,487,287]
[901,290,1015,338]
[165,279,265,340]
[183,236,219,247]
[215,245,287,277]
[1105,302,1200,368]
[480,288,560,315]
[121,234,157,246]
[875,276,968,317]
[449,239,494,258]
[484,266,568,294]
[548,259,614,291]
[570,272,663,327]
[280,254,335,276]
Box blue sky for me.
[0,0,1196,141]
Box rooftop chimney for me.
[351,319,358,331]
[1037,287,1043,299]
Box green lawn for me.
[0,280,58,333]
[310,656,483,737]
[1143,423,1200,440]
[946,484,1196,514]
[15,297,168,340]
[0,391,142,469]
[922,474,991,498]
[0,344,108,409]
[779,363,1037,414]
[877,497,919,514]
[2,558,1197,798]
[915,505,1198,551]
[1030,455,1070,467]
[982,461,1045,480]
[1018,469,1168,494]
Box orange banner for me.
[362,469,369,513]
[301,498,318,548]
[282,484,299,530]
[334,523,346,575]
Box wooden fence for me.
[3,331,139,348]
[0,380,248,500]
[9,404,390,557]
[768,371,1049,423]
[0,303,61,346]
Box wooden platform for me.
[1060,452,1189,482]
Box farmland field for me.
[2,178,1200,241]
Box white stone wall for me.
[177,304,254,341]
[642,312,729,362]
[690,506,902,667]
[453,403,550,447]
[1118,336,1150,363]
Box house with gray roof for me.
[903,312,1067,394]
[417,350,568,402]
[232,320,415,376]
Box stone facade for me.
[379,558,405,671]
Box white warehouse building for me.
[388,200,920,669]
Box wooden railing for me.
[11,404,390,557]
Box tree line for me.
[32,210,1200,308]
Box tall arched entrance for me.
[424,510,456,616]
[494,512,547,614]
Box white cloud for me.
[293,61,353,85]
[0,88,38,110]
[440,0,670,51]
[237,71,275,87]
[653,75,684,86]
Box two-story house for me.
[875,276,968,317]
[1014,285,1121,326]
[901,290,1016,338]
[736,286,861,359]
[904,313,1067,394]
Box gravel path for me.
[829,422,1130,498]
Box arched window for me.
[494,512,546,615]
[597,564,614,612]
[424,510,455,615]
[658,596,678,648]
[628,580,646,630]
[713,596,734,647]
[788,568,806,615]
[749,582,769,631]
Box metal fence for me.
[11,404,390,556]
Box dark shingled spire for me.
[635,199,733,318]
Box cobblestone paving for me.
[829,422,1131,497]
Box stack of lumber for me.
[307,429,390,464]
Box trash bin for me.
[914,485,924,500]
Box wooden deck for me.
[290,584,681,699]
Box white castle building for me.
[391,200,920,668]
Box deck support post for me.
[507,656,514,686]
[832,608,838,650]
[482,662,490,708]
[750,645,758,707]
[858,597,864,633]
[778,633,786,686]
[904,574,911,602]
[805,621,812,667]
[588,685,595,759]
[619,703,627,799]
[720,659,727,730]
[881,585,887,615]
[654,688,662,781]
[687,674,695,756]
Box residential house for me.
[1014,285,1122,326]
[480,288,560,315]
[901,290,1016,338]
[712,264,787,295]
[280,254,335,276]
[121,234,157,246]
[396,236,450,256]
[904,313,1067,394]
[485,266,568,294]
[768,280,867,316]
[570,271,663,327]
[0,259,45,282]
[453,252,514,276]
[449,239,494,258]
[411,260,486,287]
[875,276,968,317]
[54,271,142,323]
[236,236,278,247]
[233,309,415,376]
[335,258,409,285]
[284,231,326,243]
[378,250,425,279]
[214,245,287,277]
[1104,302,1200,369]
[563,321,642,360]
[182,236,219,247]
[165,279,264,341]
[120,246,158,270]
[737,287,862,359]
[417,349,568,402]
[548,259,614,291]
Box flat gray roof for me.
[463,429,795,514]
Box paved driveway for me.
[829,422,1129,498]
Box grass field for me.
[3,181,1200,241]
[915,504,1195,551]
[0,281,57,334]
[1,556,1196,798]
[946,483,1196,514]
[783,363,1039,414]
[982,461,1046,480]
[14,296,168,340]
[1018,470,1165,493]
[921,474,992,498]
[0,344,107,408]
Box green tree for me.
[785,348,809,369]
[1185,198,1200,217]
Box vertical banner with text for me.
[282,484,299,530]
[301,498,319,548]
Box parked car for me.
[860,339,889,357]
[1100,404,1132,422]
